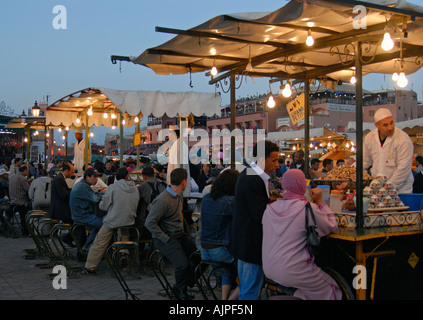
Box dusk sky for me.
[1,0,422,144]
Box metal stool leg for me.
[148,249,178,300]
[24,211,47,259]
[106,241,141,300]
[49,223,82,278]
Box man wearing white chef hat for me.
[363,108,414,194]
[74,128,88,176]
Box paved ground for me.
[0,234,173,300]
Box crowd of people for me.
[0,106,422,301]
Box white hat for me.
[0,168,9,175]
[75,128,83,133]
[374,108,392,123]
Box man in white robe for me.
[363,108,414,194]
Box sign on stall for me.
[134,133,141,146]
[287,93,305,125]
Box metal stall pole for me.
[65,130,68,163]
[120,112,124,168]
[26,125,31,178]
[136,117,140,171]
[355,42,364,230]
[304,76,311,179]
[230,74,236,169]
[85,115,90,170]
[44,124,48,170]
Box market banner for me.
[287,93,305,125]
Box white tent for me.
[45,88,220,128]
[124,0,423,84]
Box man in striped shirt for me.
[8,165,33,235]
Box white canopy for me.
[45,87,221,127]
[126,0,423,83]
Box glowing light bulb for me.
[282,83,292,98]
[122,119,126,125]
[87,108,93,116]
[397,72,408,88]
[24,137,28,143]
[267,95,275,108]
[111,126,116,130]
[134,116,139,123]
[246,59,253,72]
[103,112,108,119]
[350,75,357,84]
[211,66,218,76]
[58,127,62,132]
[62,135,66,140]
[381,31,394,51]
[65,126,69,131]
[90,132,94,137]
[392,72,399,81]
[76,117,81,124]
[46,132,50,138]
[306,35,314,46]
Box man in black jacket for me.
[49,163,85,252]
[230,140,279,300]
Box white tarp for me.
[45,88,221,127]
[132,0,423,82]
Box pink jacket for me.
[262,199,341,300]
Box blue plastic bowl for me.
[398,193,423,211]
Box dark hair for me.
[210,169,239,200]
[15,158,22,163]
[336,159,345,165]
[19,165,27,172]
[116,167,129,181]
[154,164,164,172]
[62,163,71,172]
[296,150,305,158]
[278,157,285,164]
[142,166,155,177]
[200,163,212,174]
[170,168,187,186]
[94,161,105,174]
[38,169,47,176]
[252,140,279,160]
[311,158,321,166]
[416,156,423,165]
[323,159,333,167]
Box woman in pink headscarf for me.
[262,169,341,300]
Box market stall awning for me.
[45,87,221,127]
[116,0,423,84]
[267,127,345,142]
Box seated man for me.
[8,165,33,235]
[28,169,52,210]
[82,167,139,275]
[70,168,104,252]
[145,168,197,300]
